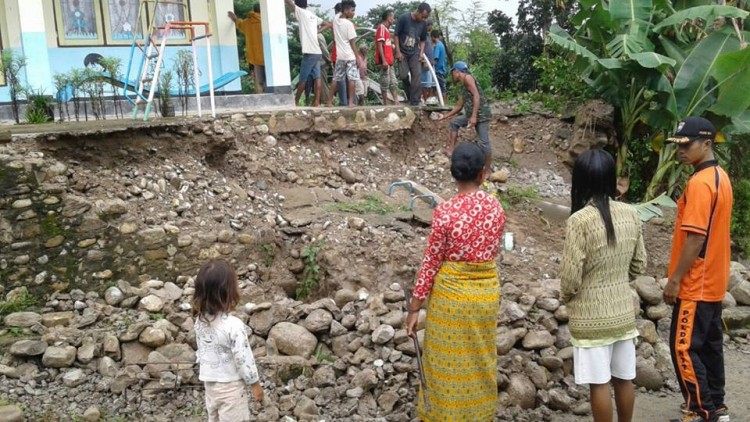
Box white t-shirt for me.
[295,7,323,55]
[195,313,260,384]
[334,15,357,61]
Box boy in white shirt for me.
[284,0,328,106]
[326,0,361,107]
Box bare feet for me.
[443,146,453,157]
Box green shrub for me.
[24,87,53,124]
[0,292,38,316]
[296,242,322,300]
[533,54,593,107]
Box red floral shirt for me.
[413,191,506,300]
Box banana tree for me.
[548,0,750,199]
[644,7,750,199]
[547,0,677,177]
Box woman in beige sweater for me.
[560,149,647,422]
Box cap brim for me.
[665,136,692,144]
[666,136,713,144]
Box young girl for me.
[193,259,264,422]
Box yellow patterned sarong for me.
[418,261,500,422]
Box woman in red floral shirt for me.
[405,142,506,421]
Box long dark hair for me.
[193,259,241,322]
[571,149,617,245]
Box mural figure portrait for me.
[61,0,98,39]
[154,2,187,40]
[108,0,141,40]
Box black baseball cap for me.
[666,116,716,144]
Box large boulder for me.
[634,276,662,305]
[0,405,23,422]
[268,322,318,358]
[42,345,77,368]
[634,357,663,390]
[4,312,41,328]
[723,307,750,329]
[302,309,333,334]
[9,340,47,357]
[507,373,537,409]
[730,280,750,306]
[522,330,555,350]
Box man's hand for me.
[469,116,477,127]
[227,11,237,22]
[381,64,389,72]
[250,383,264,402]
[405,311,419,338]
[663,279,680,305]
[396,51,404,61]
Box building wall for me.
[0,0,242,103]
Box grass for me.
[150,313,166,321]
[329,194,409,215]
[0,292,38,317]
[494,185,540,210]
[314,346,335,364]
[261,243,276,267]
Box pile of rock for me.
[6,259,745,420]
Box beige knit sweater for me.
[560,200,647,340]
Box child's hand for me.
[250,383,264,402]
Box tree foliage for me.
[547,0,750,198]
[489,0,575,93]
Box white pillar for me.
[260,0,292,94]
[16,0,53,92]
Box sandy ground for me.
[553,347,750,422]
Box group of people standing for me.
[230,1,449,107]
[407,117,733,422]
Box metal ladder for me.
[124,0,215,121]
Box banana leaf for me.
[633,193,678,222]
[658,35,687,69]
[673,0,713,10]
[642,74,679,129]
[708,47,750,118]
[629,52,677,69]
[610,0,653,25]
[653,5,749,32]
[548,24,600,63]
[607,34,646,57]
[672,29,740,117]
[730,111,750,134]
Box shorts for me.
[355,79,366,96]
[204,380,250,422]
[299,54,321,82]
[421,69,435,88]
[450,115,492,155]
[333,60,359,82]
[379,65,398,92]
[573,338,636,385]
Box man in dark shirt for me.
[394,2,431,106]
